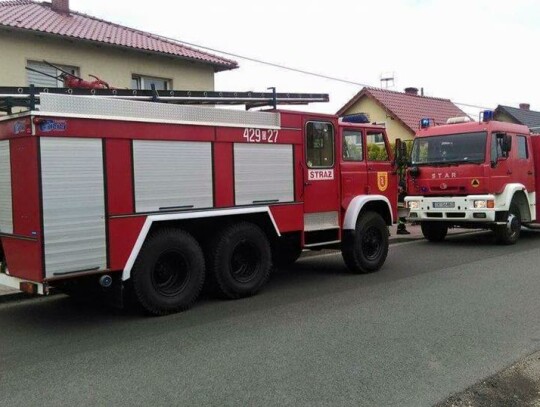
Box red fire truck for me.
[0,87,398,315]
[405,112,540,244]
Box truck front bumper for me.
[404,195,503,223]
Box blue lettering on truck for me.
[39,120,67,132]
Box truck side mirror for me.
[409,166,420,178]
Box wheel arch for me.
[122,207,280,281]
[343,195,394,229]
[501,184,533,223]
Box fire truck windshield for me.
[410,131,487,166]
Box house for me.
[0,0,237,90]
[494,104,540,133]
[336,87,467,143]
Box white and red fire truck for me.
[405,112,540,244]
[0,87,398,315]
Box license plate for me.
[433,201,455,209]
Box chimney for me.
[404,87,419,96]
[51,0,70,15]
[519,103,530,110]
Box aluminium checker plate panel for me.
[304,211,339,232]
[38,93,281,129]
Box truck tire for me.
[494,203,521,245]
[421,222,448,242]
[131,228,205,316]
[341,211,389,274]
[208,222,272,299]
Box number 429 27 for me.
[243,128,279,143]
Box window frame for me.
[131,74,172,90]
[490,132,511,161]
[342,129,364,162]
[517,135,528,159]
[412,131,488,165]
[304,121,335,169]
[366,130,390,162]
[26,60,80,87]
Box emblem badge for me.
[377,172,388,192]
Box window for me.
[306,121,334,168]
[517,135,528,159]
[411,132,487,164]
[491,133,503,161]
[131,75,171,90]
[490,133,509,162]
[367,132,389,161]
[342,130,363,161]
[26,61,80,87]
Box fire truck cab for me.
[0,88,397,315]
[405,113,540,244]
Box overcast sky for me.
[71,0,539,117]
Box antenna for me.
[380,72,395,89]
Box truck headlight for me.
[474,200,495,209]
[407,200,420,210]
[474,200,487,209]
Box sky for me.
[70,0,540,117]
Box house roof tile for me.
[495,105,540,131]
[0,0,238,71]
[337,87,467,133]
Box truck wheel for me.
[341,211,389,274]
[208,222,272,299]
[495,203,521,245]
[131,228,205,316]
[421,222,448,242]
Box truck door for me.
[303,120,340,245]
[489,132,511,192]
[340,128,368,208]
[366,131,397,208]
[514,134,535,192]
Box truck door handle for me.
[507,170,513,175]
[304,182,312,186]
[528,171,533,175]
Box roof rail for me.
[0,85,329,114]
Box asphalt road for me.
[1,230,540,407]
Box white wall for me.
[0,30,216,90]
